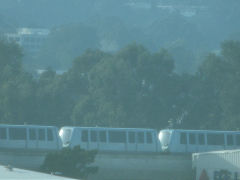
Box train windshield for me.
[159,131,171,146]
[59,129,72,145]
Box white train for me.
[0,124,62,151]
[59,127,240,154]
[159,129,240,153]
[59,126,160,153]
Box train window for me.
[198,134,205,145]
[128,132,135,143]
[9,128,26,140]
[38,129,45,141]
[29,128,36,140]
[109,131,126,143]
[47,129,53,141]
[180,133,187,144]
[0,127,7,139]
[207,134,224,145]
[81,130,88,142]
[189,133,196,144]
[90,131,97,142]
[227,134,234,146]
[137,132,144,144]
[146,132,153,144]
[236,134,240,145]
[99,131,106,142]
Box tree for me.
[69,43,187,129]
[0,40,22,72]
[41,146,98,179]
[180,40,240,130]
[0,40,36,125]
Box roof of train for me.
[61,126,157,131]
[160,129,240,133]
[0,124,57,128]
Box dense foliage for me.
[41,146,98,179]
[0,39,240,130]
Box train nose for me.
[162,146,169,152]
[63,141,70,148]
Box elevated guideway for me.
[90,153,192,180]
[0,148,47,170]
[0,150,192,180]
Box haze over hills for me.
[0,14,16,33]
[0,0,239,73]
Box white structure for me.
[159,129,240,153]
[59,127,160,153]
[0,164,78,180]
[5,28,49,53]
[192,150,240,180]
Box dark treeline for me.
[0,39,240,130]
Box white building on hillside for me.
[5,28,49,54]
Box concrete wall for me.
[0,150,46,170]
[90,153,192,180]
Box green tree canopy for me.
[41,146,98,179]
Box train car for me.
[159,129,240,153]
[59,126,160,153]
[0,124,62,152]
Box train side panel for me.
[0,125,61,152]
[160,129,240,154]
[60,127,160,153]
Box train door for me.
[144,131,156,152]
[27,128,38,149]
[45,128,57,150]
[197,133,207,152]
[206,133,225,151]
[108,130,126,151]
[126,131,137,152]
[179,132,188,153]
[98,130,107,151]
[236,134,240,149]
[225,134,235,150]
[136,131,145,152]
[80,129,89,150]
[0,127,9,149]
[188,133,197,153]
[89,130,98,150]
[37,128,47,149]
[8,127,27,149]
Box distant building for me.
[5,28,49,54]
[36,69,67,75]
